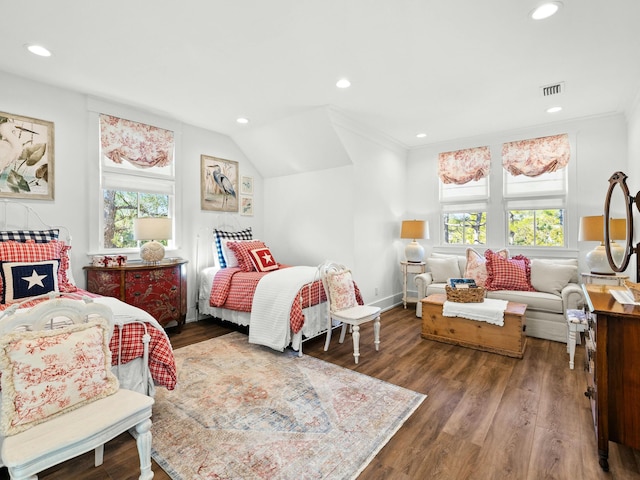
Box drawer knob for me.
[584,386,595,399]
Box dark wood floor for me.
[16,306,640,479]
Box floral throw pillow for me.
[484,251,535,291]
[327,270,358,312]
[0,319,119,436]
[464,248,508,287]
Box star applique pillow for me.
[1,260,60,303]
[248,247,279,272]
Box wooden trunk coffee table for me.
[421,293,527,358]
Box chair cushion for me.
[0,319,119,436]
[332,305,381,322]
[327,270,358,312]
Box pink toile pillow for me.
[484,250,535,291]
[0,319,119,436]
[464,248,508,287]
[327,270,358,312]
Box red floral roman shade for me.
[99,114,174,169]
[438,146,491,185]
[502,133,570,177]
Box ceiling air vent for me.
[540,82,565,97]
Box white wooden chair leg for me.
[352,325,360,364]
[135,418,154,480]
[324,319,333,351]
[373,317,380,351]
[95,444,105,467]
[339,323,347,343]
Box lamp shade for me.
[133,217,172,241]
[578,215,604,243]
[401,220,428,240]
[610,218,627,240]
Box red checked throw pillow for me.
[484,250,535,291]
[249,247,279,272]
[226,240,268,272]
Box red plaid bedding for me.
[209,266,363,333]
[0,290,177,390]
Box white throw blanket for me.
[249,266,320,351]
[442,298,509,326]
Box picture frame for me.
[240,195,254,216]
[200,155,239,212]
[240,175,253,195]
[0,111,55,200]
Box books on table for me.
[448,278,478,289]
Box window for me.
[503,134,570,248]
[99,114,175,251]
[443,211,486,245]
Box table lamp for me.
[401,220,428,263]
[579,215,625,275]
[134,217,172,263]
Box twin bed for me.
[0,201,177,396]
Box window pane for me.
[443,212,486,245]
[103,190,170,249]
[508,209,564,247]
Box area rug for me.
[151,331,425,480]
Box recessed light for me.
[236,117,250,124]
[546,106,563,113]
[26,44,52,57]
[531,2,562,20]
[336,78,351,89]
[416,133,427,138]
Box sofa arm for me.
[562,283,586,311]
[414,272,433,318]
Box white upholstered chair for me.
[0,297,154,480]
[320,262,381,364]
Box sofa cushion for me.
[431,253,466,277]
[426,257,461,283]
[485,251,535,291]
[464,248,508,287]
[486,290,564,314]
[530,259,578,296]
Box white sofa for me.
[414,252,586,343]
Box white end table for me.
[566,309,588,369]
[401,261,426,308]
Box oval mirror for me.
[604,171,633,272]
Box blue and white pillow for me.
[0,229,60,243]
[1,260,60,303]
[213,228,252,267]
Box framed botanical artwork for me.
[200,155,239,212]
[240,175,253,195]
[240,195,253,216]
[0,112,55,200]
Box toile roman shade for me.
[438,146,491,185]
[501,133,570,177]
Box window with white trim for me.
[99,114,175,251]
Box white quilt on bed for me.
[248,266,319,351]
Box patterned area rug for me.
[151,331,425,480]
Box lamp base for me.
[140,240,165,264]
[405,241,425,263]
[586,244,613,275]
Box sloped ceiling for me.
[233,107,353,178]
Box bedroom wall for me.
[0,70,263,320]
[406,114,630,276]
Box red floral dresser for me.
[84,259,188,331]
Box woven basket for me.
[445,285,485,303]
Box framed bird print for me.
[0,112,55,200]
[200,154,239,212]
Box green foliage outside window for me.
[103,190,169,249]
[509,209,564,247]
[443,212,486,245]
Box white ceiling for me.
[2,0,640,150]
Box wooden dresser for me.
[582,283,640,471]
[84,259,188,331]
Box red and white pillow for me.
[249,247,279,272]
[226,240,269,272]
[484,250,535,291]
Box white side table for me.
[401,261,426,308]
[566,309,588,369]
[581,272,628,286]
